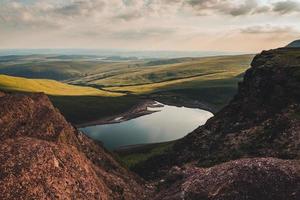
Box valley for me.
[1,0,299,198]
[0,54,254,125]
[0,46,299,200]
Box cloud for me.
[184,0,271,16]
[112,27,176,40]
[0,1,61,29]
[184,0,300,16]
[240,25,299,34]
[52,0,106,18]
[228,0,259,16]
[0,0,299,51]
[272,0,300,14]
[115,12,143,21]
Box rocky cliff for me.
[155,158,299,200]
[133,48,300,181]
[287,40,300,48]
[0,92,149,200]
[0,47,300,200]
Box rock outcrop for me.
[155,158,300,200]
[0,137,110,200]
[1,47,300,200]
[0,92,149,200]
[287,40,300,48]
[133,48,300,180]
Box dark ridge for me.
[287,40,300,48]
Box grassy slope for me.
[115,142,174,169]
[88,54,253,90]
[0,74,121,96]
[0,74,142,125]
[0,55,145,81]
[49,95,140,125]
[98,55,254,110]
[0,54,254,125]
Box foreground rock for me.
[134,48,300,179]
[0,137,109,200]
[1,46,300,200]
[155,158,300,200]
[0,92,148,200]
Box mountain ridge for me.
[0,47,299,200]
[287,40,300,48]
[133,47,300,181]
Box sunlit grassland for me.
[0,74,122,96]
[0,56,145,81]
[85,55,254,94]
[0,54,255,124]
[104,70,244,94]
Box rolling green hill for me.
[0,74,121,96]
[0,55,144,81]
[0,54,255,124]
[92,55,252,88]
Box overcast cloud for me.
[0,0,299,51]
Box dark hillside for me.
[133,48,300,180]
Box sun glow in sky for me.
[0,0,299,52]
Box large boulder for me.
[0,137,109,200]
[0,92,149,199]
[155,158,300,200]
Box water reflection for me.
[81,103,213,149]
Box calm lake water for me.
[81,103,213,150]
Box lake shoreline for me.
[79,99,214,150]
[76,99,163,128]
[76,97,218,128]
[149,93,219,114]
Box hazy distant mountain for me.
[0,49,247,59]
[287,40,300,48]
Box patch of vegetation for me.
[291,109,300,120]
[91,54,253,88]
[0,74,121,96]
[50,95,140,125]
[156,76,243,110]
[0,54,254,123]
[0,55,146,81]
[116,142,174,169]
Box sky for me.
[0,0,299,52]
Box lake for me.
[81,102,213,150]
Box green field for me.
[0,74,132,125]
[49,95,140,125]
[115,141,175,169]
[0,54,254,124]
[0,74,121,96]
[0,55,145,81]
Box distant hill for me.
[0,74,121,96]
[287,40,300,48]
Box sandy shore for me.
[76,100,163,128]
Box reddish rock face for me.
[0,93,77,142]
[155,158,300,200]
[133,48,300,180]
[0,137,109,200]
[0,92,148,200]
[0,47,299,200]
